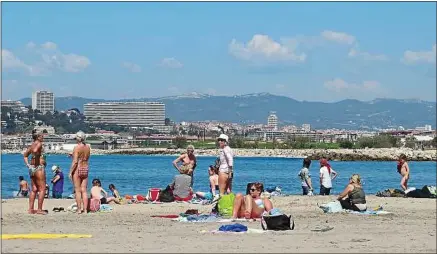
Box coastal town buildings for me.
[83,102,165,128]
[267,111,278,130]
[32,91,55,113]
[1,100,28,113]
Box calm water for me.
[1,154,436,198]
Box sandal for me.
[53,208,60,212]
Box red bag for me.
[89,198,101,212]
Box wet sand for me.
[1,195,436,253]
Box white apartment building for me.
[1,100,29,113]
[267,111,278,130]
[84,102,165,127]
[32,91,55,113]
[302,124,311,132]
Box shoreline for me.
[2,147,436,161]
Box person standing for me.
[23,129,47,214]
[298,157,314,195]
[217,134,234,197]
[69,131,90,214]
[397,154,410,191]
[319,158,338,195]
[51,165,64,199]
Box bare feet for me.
[244,211,251,219]
[35,210,48,215]
[28,209,36,214]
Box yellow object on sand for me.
[2,234,92,240]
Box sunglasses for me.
[250,188,258,192]
[218,139,226,142]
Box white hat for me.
[217,134,229,142]
[51,165,59,172]
[76,131,86,141]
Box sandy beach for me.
[1,196,435,253]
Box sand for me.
[1,195,436,253]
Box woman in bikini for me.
[69,131,90,214]
[195,165,219,200]
[232,182,273,219]
[23,129,47,215]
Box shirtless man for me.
[397,154,410,191]
[17,176,29,197]
[23,129,47,214]
[69,131,90,214]
[172,145,197,186]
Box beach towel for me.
[99,204,113,212]
[201,228,266,234]
[2,234,92,240]
[346,210,392,215]
[318,201,343,213]
[151,215,180,219]
[219,223,248,232]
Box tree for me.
[173,136,187,148]
[338,139,354,149]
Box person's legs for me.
[401,175,409,191]
[28,177,37,214]
[73,173,82,213]
[232,194,244,218]
[302,186,309,195]
[227,177,233,194]
[319,185,326,195]
[244,195,255,219]
[218,172,229,196]
[325,188,331,195]
[80,178,88,213]
[35,169,47,214]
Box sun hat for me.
[51,165,59,173]
[217,134,229,142]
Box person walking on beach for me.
[23,129,47,214]
[298,157,314,195]
[217,134,234,197]
[51,165,64,199]
[69,131,90,214]
[17,176,29,197]
[397,154,410,191]
[319,158,338,195]
[172,145,197,186]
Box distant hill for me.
[19,93,436,130]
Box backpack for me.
[89,199,101,212]
[261,214,294,231]
[218,193,235,218]
[159,186,175,203]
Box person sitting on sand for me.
[90,179,119,205]
[232,182,273,219]
[319,158,338,195]
[169,167,193,201]
[109,184,123,203]
[172,145,197,187]
[337,174,367,211]
[195,165,219,200]
[397,154,410,191]
[17,176,29,197]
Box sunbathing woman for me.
[232,182,273,219]
[195,165,219,200]
[337,174,367,211]
[23,129,47,214]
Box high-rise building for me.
[302,124,311,132]
[84,102,165,127]
[32,91,55,113]
[267,111,278,130]
[1,100,28,113]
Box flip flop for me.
[53,208,60,212]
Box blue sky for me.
[2,2,436,102]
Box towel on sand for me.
[219,223,248,232]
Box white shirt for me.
[320,166,333,188]
[219,146,234,171]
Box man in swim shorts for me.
[172,145,197,186]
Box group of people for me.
[21,128,412,216]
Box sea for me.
[1,154,436,198]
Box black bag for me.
[261,214,294,231]
[159,186,175,202]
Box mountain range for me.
[19,93,436,130]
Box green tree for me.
[338,139,354,149]
[173,136,187,148]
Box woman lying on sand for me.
[232,182,273,219]
[337,174,367,211]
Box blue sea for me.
[1,154,436,198]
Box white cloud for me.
[229,34,306,63]
[324,78,380,92]
[402,44,436,65]
[348,47,389,61]
[121,61,142,72]
[321,30,356,45]
[2,41,91,76]
[160,57,183,69]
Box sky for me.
[2,2,436,102]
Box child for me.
[90,179,119,205]
[17,176,29,197]
[109,184,123,203]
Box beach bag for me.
[261,214,294,231]
[218,193,235,218]
[147,188,161,201]
[319,201,343,213]
[89,199,101,212]
[159,186,174,203]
